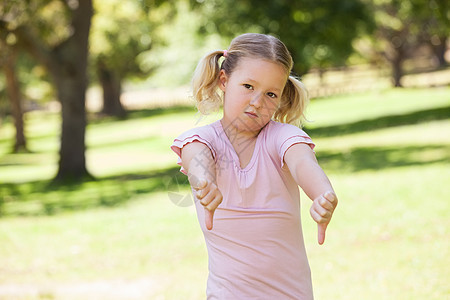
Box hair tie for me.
[223,50,228,57]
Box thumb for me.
[204,208,214,230]
[318,223,328,245]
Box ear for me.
[218,70,228,92]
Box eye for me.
[267,92,277,99]
[243,84,253,90]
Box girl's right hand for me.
[193,179,223,230]
[310,191,338,245]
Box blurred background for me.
[0,0,449,299]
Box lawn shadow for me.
[0,165,190,217]
[305,105,450,138]
[2,143,449,217]
[317,144,450,173]
[88,105,196,124]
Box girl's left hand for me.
[310,191,338,245]
[193,179,223,230]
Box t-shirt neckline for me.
[215,119,272,172]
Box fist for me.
[310,191,338,245]
[192,178,223,230]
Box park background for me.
[0,0,449,299]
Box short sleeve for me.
[274,123,315,168]
[170,125,216,175]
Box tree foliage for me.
[190,0,374,74]
[91,0,152,77]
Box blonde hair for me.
[191,33,309,126]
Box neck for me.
[220,118,263,143]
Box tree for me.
[190,0,373,75]
[416,0,449,67]
[90,0,181,118]
[90,0,154,118]
[367,0,449,87]
[0,41,27,152]
[1,0,93,181]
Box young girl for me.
[171,33,337,299]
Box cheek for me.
[263,98,280,114]
[269,99,280,109]
[223,97,241,114]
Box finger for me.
[199,189,216,206]
[313,202,332,219]
[206,194,223,211]
[204,195,222,230]
[318,223,328,245]
[204,208,213,230]
[193,179,208,191]
[318,196,334,211]
[324,191,337,205]
[196,181,211,200]
[196,187,209,200]
[310,208,324,224]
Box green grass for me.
[0,192,208,299]
[0,87,449,299]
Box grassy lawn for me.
[0,87,449,299]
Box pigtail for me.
[191,50,226,114]
[274,75,309,126]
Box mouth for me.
[245,112,258,118]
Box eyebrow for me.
[243,78,282,93]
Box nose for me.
[250,92,263,109]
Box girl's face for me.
[219,57,287,135]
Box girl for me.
[171,33,337,299]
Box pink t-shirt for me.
[171,120,315,299]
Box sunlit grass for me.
[305,87,450,127]
[0,191,208,299]
[302,164,449,299]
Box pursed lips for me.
[245,111,258,118]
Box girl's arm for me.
[284,143,338,245]
[181,141,223,230]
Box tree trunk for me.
[52,0,93,181]
[53,60,90,181]
[97,61,126,118]
[391,45,404,88]
[3,50,27,152]
[392,57,403,87]
[430,36,448,67]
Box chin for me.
[238,118,269,132]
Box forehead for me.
[231,57,287,90]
